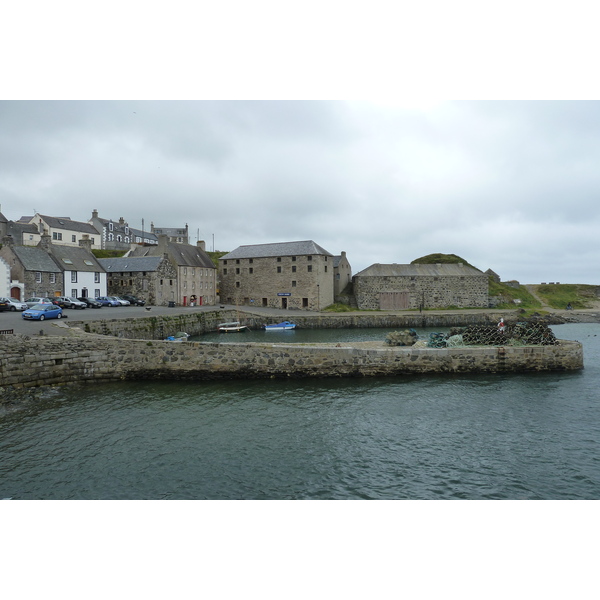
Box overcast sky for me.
[2,100,599,284]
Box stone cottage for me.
[0,235,64,300]
[353,263,489,310]
[98,255,178,306]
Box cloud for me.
[1,101,600,284]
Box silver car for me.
[0,297,28,311]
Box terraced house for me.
[24,213,102,249]
[127,235,216,306]
[219,240,336,310]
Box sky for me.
[1,100,600,284]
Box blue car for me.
[97,296,120,307]
[22,303,63,321]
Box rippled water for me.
[1,323,599,499]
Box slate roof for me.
[98,256,163,273]
[130,241,215,269]
[354,263,486,278]
[12,246,61,273]
[5,221,38,241]
[37,215,99,235]
[222,240,333,260]
[47,244,104,272]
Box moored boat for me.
[165,331,190,341]
[263,321,296,331]
[218,321,249,332]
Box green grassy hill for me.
[411,253,481,270]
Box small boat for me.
[263,321,296,331]
[218,321,249,333]
[165,331,190,341]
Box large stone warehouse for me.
[353,263,489,310]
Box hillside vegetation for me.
[206,251,228,268]
[411,253,481,271]
[534,284,600,309]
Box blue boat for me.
[263,321,296,331]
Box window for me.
[236,268,240,274]
[72,235,76,243]
[223,268,228,275]
[184,268,187,275]
[307,256,312,261]
[236,281,240,288]
[292,256,296,262]
[277,266,282,273]
[53,232,62,240]
[109,222,113,231]
[236,259,240,264]
[277,257,281,262]
[71,289,77,297]
[35,271,42,283]
[249,259,253,264]
[249,268,253,274]
[94,272,101,283]
[95,290,100,298]
[324,266,328,273]
[71,272,78,283]
[302,298,309,308]
[223,260,228,265]
[307,265,312,272]
[292,281,296,287]
[292,266,296,273]
[50,273,56,284]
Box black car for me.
[78,297,103,308]
[121,295,146,306]
[0,298,8,311]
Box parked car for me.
[22,303,63,321]
[111,296,130,306]
[56,296,87,309]
[0,298,9,312]
[0,297,29,311]
[97,296,120,307]
[78,297,103,308]
[121,295,146,306]
[24,297,56,308]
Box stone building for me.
[219,240,335,310]
[353,263,489,310]
[127,236,216,306]
[98,255,178,306]
[0,235,64,300]
[89,210,158,251]
[150,223,189,244]
[333,251,352,297]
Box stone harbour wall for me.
[67,309,516,339]
[0,332,584,394]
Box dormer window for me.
[109,222,114,231]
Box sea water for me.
[1,323,599,499]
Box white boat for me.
[218,321,249,333]
[263,321,296,331]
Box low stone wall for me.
[0,332,584,394]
